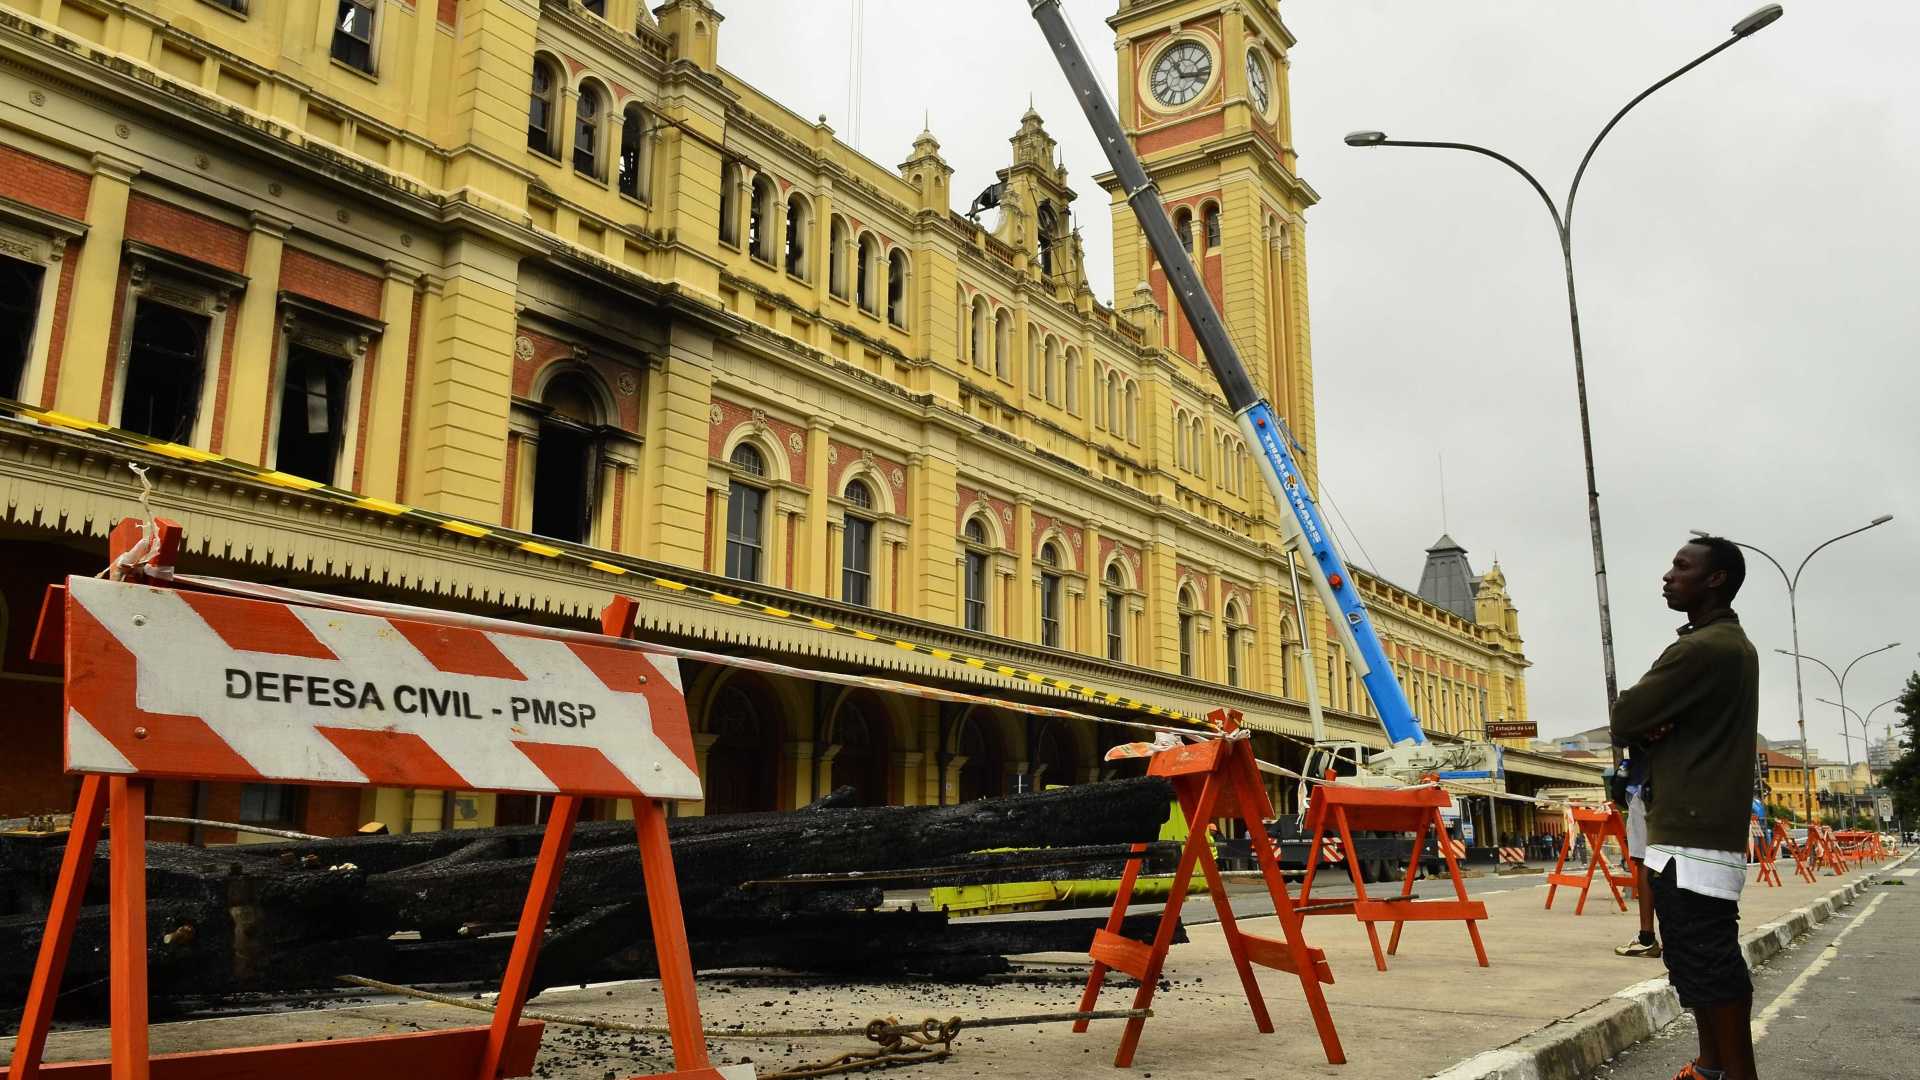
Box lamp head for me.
[1732,4,1784,37]
[1870,513,1893,526]
[1344,130,1388,147]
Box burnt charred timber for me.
[0,778,1177,1016]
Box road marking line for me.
[1750,891,1888,1042]
[1892,868,1917,878]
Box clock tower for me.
[1104,0,1320,479]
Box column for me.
[644,322,717,567]
[784,741,816,808]
[52,154,138,421]
[801,418,831,593]
[682,733,719,818]
[358,263,420,498]
[1012,498,1033,640]
[412,234,521,521]
[1081,524,1102,659]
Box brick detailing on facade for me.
[126,194,248,273]
[709,397,806,483]
[827,438,905,513]
[0,145,91,220]
[280,247,382,319]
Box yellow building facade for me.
[0,0,1590,837]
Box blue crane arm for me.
[1026,0,1426,746]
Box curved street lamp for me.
[1691,516,1893,822]
[1779,642,1901,823]
[1344,5,1786,744]
[1817,695,1901,826]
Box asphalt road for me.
[1586,866,1920,1079]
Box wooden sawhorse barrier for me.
[1773,820,1819,884]
[1075,711,1344,1068]
[1544,806,1633,914]
[7,518,733,1080]
[1751,816,1782,888]
[1296,784,1489,971]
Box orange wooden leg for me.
[1113,775,1220,1068]
[1544,831,1572,909]
[1074,843,1146,1033]
[636,798,710,1070]
[1297,803,1325,905]
[1244,804,1345,1066]
[1194,819,1272,1033]
[1331,808,1385,971]
[8,776,109,1080]
[1387,817,1428,958]
[108,777,149,1080]
[476,794,582,1080]
[1435,810,1489,968]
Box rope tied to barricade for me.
[101,463,160,582]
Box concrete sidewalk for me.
[4,854,1904,1079]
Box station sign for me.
[1485,721,1538,740]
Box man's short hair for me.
[1689,536,1746,600]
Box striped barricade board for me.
[62,575,700,798]
[12,528,726,1080]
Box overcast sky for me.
[722,2,1920,760]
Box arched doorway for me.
[704,678,781,815]
[955,711,1005,803]
[828,696,891,807]
[1032,720,1078,792]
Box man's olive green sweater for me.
[1610,610,1760,852]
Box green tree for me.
[1884,671,1920,827]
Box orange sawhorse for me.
[1808,826,1847,876]
[6,518,724,1080]
[1075,711,1344,1068]
[1750,816,1782,888]
[1773,821,1818,884]
[1544,806,1634,914]
[1295,784,1489,971]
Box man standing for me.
[1611,537,1760,1080]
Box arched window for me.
[1203,203,1221,249]
[828,700,889,807]
[886,248,909,327]
[748,174,778,263]
[1037,542,1063,648]
[1029,334,1043,393]
[1042,337,1059,405]
[1093,367,1108,430]
[530,371,606,543]
[573,81,605,178]
[1124,381,1139,442]
[1191,417,1207,477]
[1105,372,1120,433]
[785,192,812,278]
[581,0,605,15]
[705,681,779,815]
[725,442,767,581]
[970,297,990,371]
[1063,347,1080,414]
[961,516,989,633]
[1037,203,1059,275]
[1103,563,1126,662]
[841,477,874,605]
[719,163,741,245]
[618,105,652,200]
[829,216,850,297]
[993,309,1011,380]
[1177,587,1196,677]
[1224,601,1244,687]
[957,715,1003,802]
[527,59,560,156]
[1173,207,1194,253]
[855,234,879,312]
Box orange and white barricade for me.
[1295,784,1489,971]
[1774,820,1819,884]
[1750,815,1783,887]
[1076,710,1344,1068]
[7,518,740,1080]
[1544,806,1634,914]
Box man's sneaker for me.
[1615,937,1662,958]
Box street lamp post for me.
[1783,643,1900,825]
[1343,6,1784,737]
[1690,516,1894,825]
[1819,696,1900,826]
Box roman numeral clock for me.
[1149,39,1214,107]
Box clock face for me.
[1246,51,1272,115]
[1150,41,1213,108]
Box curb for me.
[1426,850,1915,1080]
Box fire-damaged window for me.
[120,301,210,443]
[275,347,350,484]
[272,295,377,486]
[530,372,606,544]
[238,783,300,827]
[0,257,42,399]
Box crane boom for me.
[1026,0,1426,748]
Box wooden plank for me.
[30,1022,544,1079]
[1239,932,1333,984]
[1351,900,1487,922]
[1088,929,1152,981]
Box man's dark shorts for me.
[1649,863,1752,1008]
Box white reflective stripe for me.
[66,708,134,774]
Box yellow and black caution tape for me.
[1,398,1211,729]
